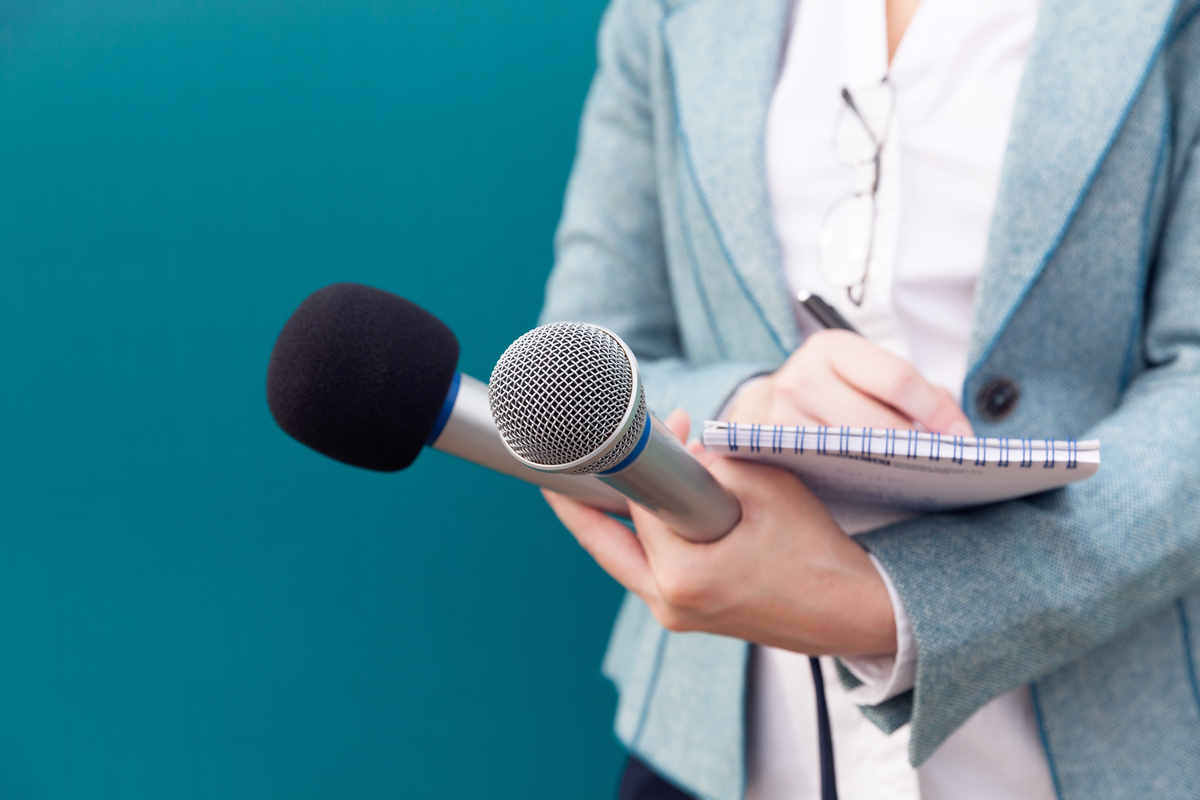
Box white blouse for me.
[749,0,1057,798]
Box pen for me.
[798,291,859,333]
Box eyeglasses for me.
[817,77,894,306]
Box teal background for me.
[0,0,626,797]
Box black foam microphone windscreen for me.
[266,282,459,472]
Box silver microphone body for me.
[598,413,741,542]
[489,323,741,543]
[430,373,630,515]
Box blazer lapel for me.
[968,0,1180,373]
[662,0,798,356]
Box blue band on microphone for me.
[599,420,653,476]
[426,371,462,446]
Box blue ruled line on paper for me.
[1044,438,1055,468]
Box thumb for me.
[662,407,723,469]
[663,407,691,443]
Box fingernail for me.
[949,421,974,437]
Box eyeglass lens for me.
[817,79,893,304]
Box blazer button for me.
[977,378,1020,421]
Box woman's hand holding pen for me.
[726,328,974,435]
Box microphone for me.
[488,322,741,543]
[265,283,628,514]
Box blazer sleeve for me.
[854,137,1200,763]
[539,0,778,427]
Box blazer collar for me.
[662,0,798,356]
[663,0,1180,369]
[967,0,1180,375]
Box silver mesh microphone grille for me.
[489,323,647,475]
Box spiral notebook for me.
[703,421,1100,514]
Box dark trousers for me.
[618,756,699,800]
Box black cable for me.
[809,656,839,800]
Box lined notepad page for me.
[703,422,1099,518]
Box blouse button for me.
[977,378,1020,422]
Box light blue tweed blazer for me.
[540,0,1200,798]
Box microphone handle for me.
[431,374,630,515]
[600,414,741,543]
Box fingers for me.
[729,331,972,433]
[541,489,657,600]
[661,408,723,468]
[795,331,973,435]
[934,386,974,436]
[780,373,914,431]
[723,376,773,423]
